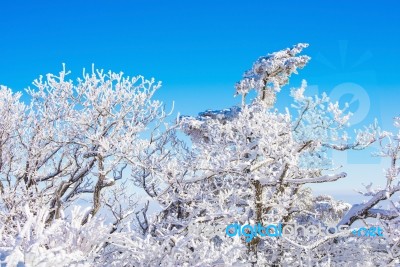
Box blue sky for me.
[0,0,399,202]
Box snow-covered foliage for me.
[235,43,310,107]
[1,205,110,266]
[0,67,178,265]
[1,45,399,266]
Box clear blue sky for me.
[0,0,399,200]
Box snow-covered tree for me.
[1,44,399,266]
[133,44,389,266]
[0,67,177,265]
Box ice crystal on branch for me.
[235,43,310,107]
